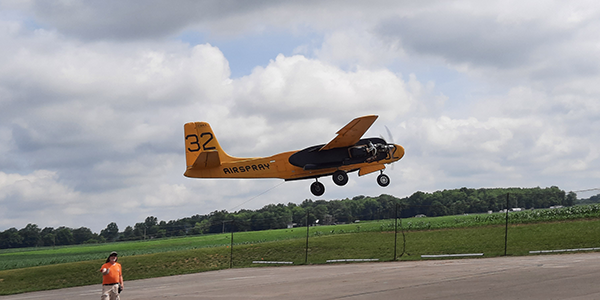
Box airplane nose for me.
[394,144,405,160]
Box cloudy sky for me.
[1,0,599,232]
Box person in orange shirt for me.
[99,251,124,300]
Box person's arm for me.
[99,265,109,275]
[119,274,124,289]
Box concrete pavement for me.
[2,252,599,299]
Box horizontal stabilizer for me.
[192,150,221,169]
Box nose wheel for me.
[310,180,325,196]
[377,172,390,187]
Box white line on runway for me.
[530,247,600,254]
[421,253,484,258]
[326,258,379,262]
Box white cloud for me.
[0,170,77,203]
[234,54,412,120]
[315,28,403,70]
[0,170,81,228]
[1,1,600,232]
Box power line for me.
[229,181,286,211]
[572,188,600,193]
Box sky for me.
[1,0,599,232]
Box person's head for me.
[105,251,118,263]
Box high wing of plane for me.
[184,115,405,196]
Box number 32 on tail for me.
[184,115,404,196]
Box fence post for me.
[394,203,398,261]
[230,219,234,268]
[504,193,509,256]
[305,209,310,264]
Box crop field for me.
[1,204,599,295]
[3,204,599,271]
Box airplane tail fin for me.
[184,122,234,170]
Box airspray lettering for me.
[223,163,270,174]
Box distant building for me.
[322,214,335,225]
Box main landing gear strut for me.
[308,170,391,196]
[310,179,325,196]
[377,171,390,187]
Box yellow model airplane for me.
[184,115,404,196]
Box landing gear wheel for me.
[332,170,349,186]
[310,181,325,196]
[377,174,390,187]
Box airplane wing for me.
[320,115,378,151]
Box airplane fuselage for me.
[184,141,403,181]
[183,115,405,196]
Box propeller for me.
[381,125,396,170]
[385,125,394,144]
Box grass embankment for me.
[1,217,600,295]
[3,205,599,271]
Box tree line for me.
[0,186,583,249]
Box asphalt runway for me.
[3,252,600,300]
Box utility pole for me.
[305,209,310,264]
[230,220,234,268]
[504,193,509,256]
[394,203,398,261]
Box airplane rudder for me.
[184,121,229,166]
[194,122,222,151]
[184,122,203,168]
[185,122,220,148]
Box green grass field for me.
[1,205,599,295]
[4,205,599,271]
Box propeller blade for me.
[384,125,395,170]
[385,125,394,144]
